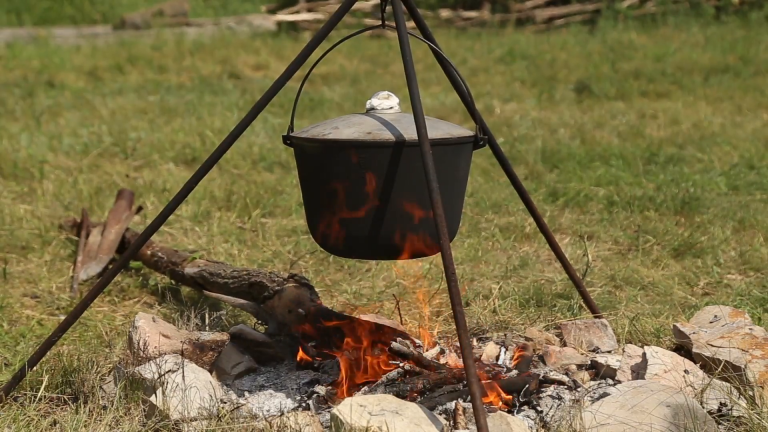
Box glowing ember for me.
[295,311,409,398]
[316,171,378,249]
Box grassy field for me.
[0,0,273,27]
[1,17,767,430]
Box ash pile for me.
[108,305,766,431]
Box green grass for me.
[1,17,767,430]
[0,0,273,27]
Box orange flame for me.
[296,313,407,399]
[317,172,379,249]
[416,289,435,350]
[482,380,514,408]
[297,346,314,364]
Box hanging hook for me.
[379,0,389,27]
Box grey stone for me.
[570,369,592,385]
[639,346,747,416]
[615,344,643,383]
[128,312,229,370]
[559,319,619,353]
[673,305,768,405]
[331,394,447,431]
[523,327,560,349]
[542,345,589,370]
[211,342,258,383]
[481,342,502,364]
[581,380,717,431]
[591,353,622,380]
[486,411,529,432]
[133,354,223,421]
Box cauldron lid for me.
[288,91,476,145]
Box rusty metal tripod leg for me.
[401,0,603,319]
[0,0,359,403]
[390,1,490,431]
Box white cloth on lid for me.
[365,91,401,113]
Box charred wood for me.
[389,341,447,372]
[382,368,467,400]
[419,373,540,410]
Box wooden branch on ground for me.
[528,12,598,31]
[80,189,139,281]
[60,211,322,336]
[533,2,603,23]
[510,0,555,12]
[70,189,141,291]
[453,402,468,430]
[115,0,191,30]
[70,208,90,298]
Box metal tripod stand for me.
[1,2,602,431]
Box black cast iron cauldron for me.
[283,92,486,261]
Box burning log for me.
[382,368,468,400]
[389,341,447,372]
[419,373,540,410]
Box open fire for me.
[295,310,409,398]
[293,264,523,410]
[294,310,522,408]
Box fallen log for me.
[115,0,191,30]
[510,0,555,12]
[533,3,603,23]
[60,215,321,335]
[528,12,598,31]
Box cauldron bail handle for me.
[283,24,487,150]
